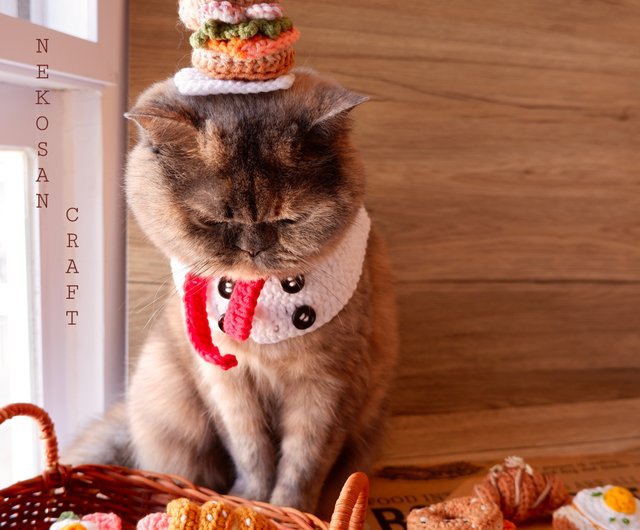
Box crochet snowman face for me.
[172,207,370,346]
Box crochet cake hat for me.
[175,0,300,95]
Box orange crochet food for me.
[192,47,295,80]
[408,497,503,530]
[474,456,569,523]
[204,28,300,60]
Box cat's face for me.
[126,71,367,279]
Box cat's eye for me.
[201,219,225,228]
[150,145,162,155]
[279,218,297,225]
[193,216,225,230]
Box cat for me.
[65,69,399,518]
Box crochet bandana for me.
[171,207,371,369]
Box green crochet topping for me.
[58,511,81,521]
[190,17,293,48]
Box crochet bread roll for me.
[408,497,504,530]
[475,456,569,523]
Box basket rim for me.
[0,403,369,530]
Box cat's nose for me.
[235,223,277,257]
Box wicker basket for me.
[0,403,369,530]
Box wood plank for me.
[378,398,640,468]
[366,177,640,282]
[392,282,640,415]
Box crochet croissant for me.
[137,498,276,530]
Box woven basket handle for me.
[329,472,370,530]
[0,402,60,471]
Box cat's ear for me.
[309,86,369,129]
[125,105,198,144]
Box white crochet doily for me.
[174,68,295,96]
[171,207,371,344]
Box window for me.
[0,1,126,487]
[0,148,40,486]
[0,0,98,41]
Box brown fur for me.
[65,70,399,518]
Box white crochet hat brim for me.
[174,67,295,96]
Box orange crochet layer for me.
[192,48,295,80]
[205,27,300,60]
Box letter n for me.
[36,193,49,208]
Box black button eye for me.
[292,305,316,330]
[218,314,225,332]
[281,275,305,294]
[218,278,235,299]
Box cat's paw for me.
[228,476,271,503]
[269,487,314,514]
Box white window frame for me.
[0,2,127,453]
[0,0,99,41]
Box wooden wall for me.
[128,1,640,418]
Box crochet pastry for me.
[175,0,300,95]
[137,499,274,530]
[226,506,276,530]
[198,501,232,530]
[475,456,569,523]
[168,498,202,529]
[137,513,170,530]
[408,496,504,530]
[50,511,121,530]
[553,486,639,530]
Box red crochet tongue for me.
[222,278,265,342]
[183,273,265,370]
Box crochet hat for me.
[175,0,300,96]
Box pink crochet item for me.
[136,513,170,530]
[195,1,282,25]
[245,3,284,20]
[197,1,246,25]
[82,513,122,530]
[223,278,265,341]
[183,273,265,369]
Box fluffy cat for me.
[66,70,399,517]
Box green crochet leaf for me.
[190,17,293,49]
[58,511,81,521]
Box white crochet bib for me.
[171,207,371,344]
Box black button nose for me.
[218,278,235,299]
[281,275,305,294]
[292,305,316,330]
